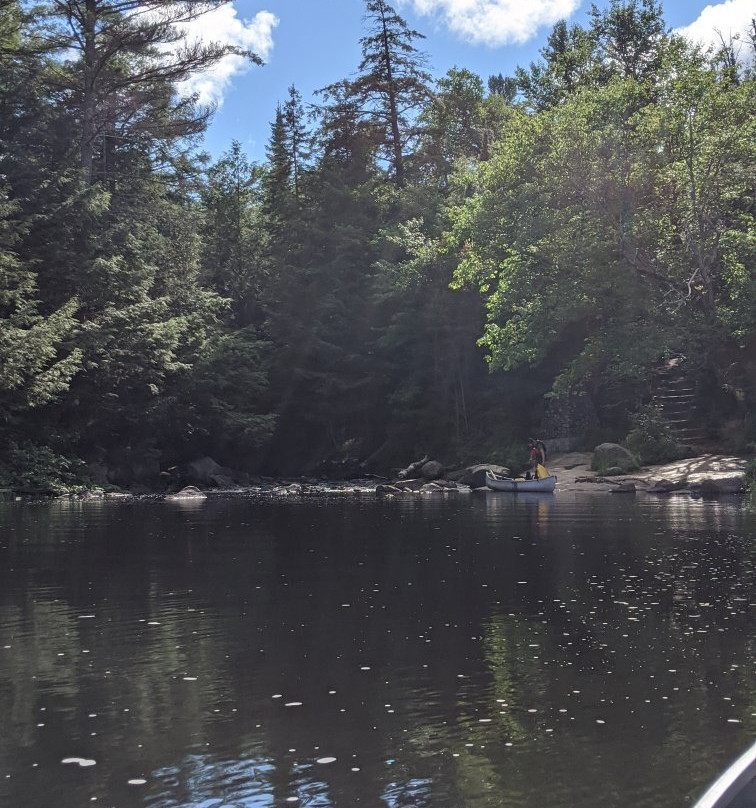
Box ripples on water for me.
[0,493,753,808]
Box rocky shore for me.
[156,449,751,501]
[2,449,750,502]
[544,452,750,495]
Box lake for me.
[0,492,754,808]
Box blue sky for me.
[186,0,754,161]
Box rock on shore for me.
[549,452,749,495]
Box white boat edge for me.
[690,740,756,808]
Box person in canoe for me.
[528,439,549,479]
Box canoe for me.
[690,740,756,808]
[485,473,557,493]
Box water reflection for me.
[0,496,753,808]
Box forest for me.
[0,0,754,490]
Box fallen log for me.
[397,455,429,480]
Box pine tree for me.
[0,185,82,417]
[322,0,431,186]
[0,3,82,420]
[283,85,311,202]
[262,107,294,227]
[201,141,263,326]
[31,0,262,182]
[1,0,263,473]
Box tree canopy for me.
[0,0,753,487]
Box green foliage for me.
[201,141,264,326]
[30,0,262,180]
[448,31,754,433]
[590,456,640,475]
[489,441,531,475]
[0,186,82,412]
[624,403,679,464]
[0,0,753,484]
[164,327,276,460]
[0,443,83,492]
[322,0,431,186]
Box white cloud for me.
[401,0,581,46]
[177,7,278,105]
[675,0,754,57]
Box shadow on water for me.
[0,494,753,808]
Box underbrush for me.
[624,403,681,465]
[0,442,85,493]
[590,459,639,476]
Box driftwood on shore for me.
[397,455,429,479]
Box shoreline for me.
[2,452,751,502]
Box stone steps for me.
[652,359,705,445]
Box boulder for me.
[85,461,109,485]
[688,473,745,494]
[453,464,510,488]
[647,478,686,494]
[433,478,459,489]
[593,443,636,471]
[209,474,236,489]
[397,455,429,480]
[394,479,426,491]
[165,486,207,501]
[187,457,232,486]
[104,446,161,486]
[375,484,402,496]
[421,460,444,480]
[610,481,636,494]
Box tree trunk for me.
[81,0,97,182]
[379,7,404,186]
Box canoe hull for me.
[690,740,756,808]
[486,474,557,493]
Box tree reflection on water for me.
[0,495,753,807]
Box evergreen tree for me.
[316,79,378,182]
[323,0,431,186]
[31,0,262,182]
[0,1,82,440]
[516,1,667,110]
[487,73,518,103]
[1,1,268,475]
[283,85,311,201]
[261,106,294,227]
[201,141,263,326]
[516,19,594,109]
[418,67,509,179]
[0,185,82,419]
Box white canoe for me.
[485,473,557,493]
[690,740,756,808]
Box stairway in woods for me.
[652,358,707,445]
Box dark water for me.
[0,492,754,808]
